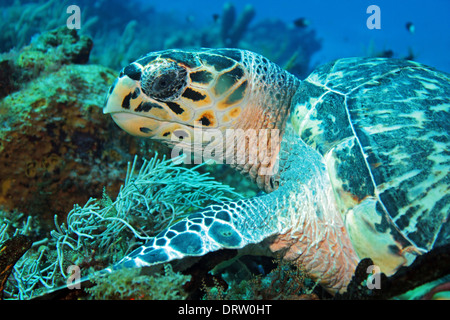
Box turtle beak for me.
[104,92,160,138]
[103,98,117,115]
[103,77,156,137]
[110,112,162,137]
[103,73,139,114]
[103,94,123,116]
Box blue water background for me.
[147,0,450,73]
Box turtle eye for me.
[141,60,188,101]
[154,73,172,90]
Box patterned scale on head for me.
[103,48,450,295]
[104,48,299,191]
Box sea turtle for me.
[103,48,449,293]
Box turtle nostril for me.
[173,129,189,140]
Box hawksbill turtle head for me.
[104,48,300,192]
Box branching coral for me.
[220,3,256,47]
[0,154,241,299]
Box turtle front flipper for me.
[109,197,279,272]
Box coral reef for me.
[87,264,191,300]
[1,1,322,78]
[0,59,20,99]
[202,257,322,300]
[17,26,93,70]
[0,154,240,299]
[0,64,117,220]
[0,235,32,299]
[0,26,92,98]
[202,245,450,300]
[0,26,143,224]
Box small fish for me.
[406,22,415,34]
[212,14,219,22]
[293,17,310,28]
[376,49,394,58]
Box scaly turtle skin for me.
[103,48,449,293]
